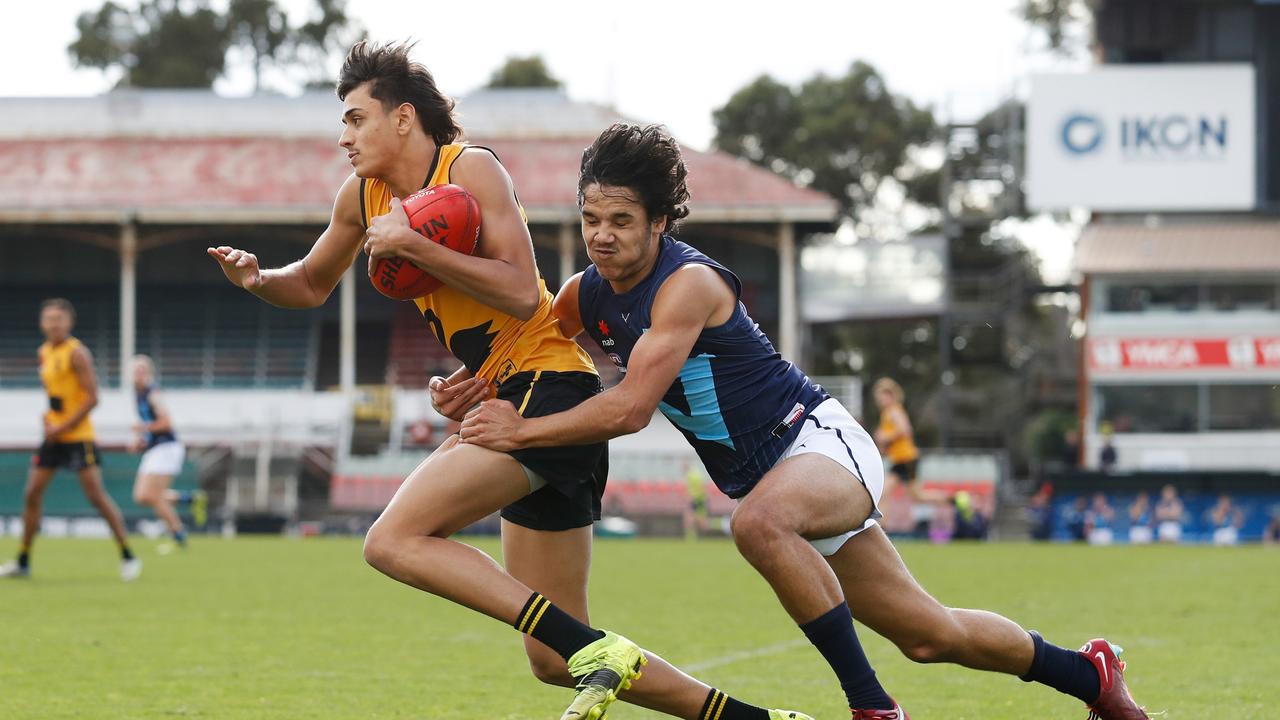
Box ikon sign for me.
[1088,337,1280,373]
[1028,65,1256,211]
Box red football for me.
[370,184,481,300]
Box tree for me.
[293,0,365,90]
[713,62,936,223]
[69,0,230,88]
[486,56,561,89]
[68,0,360,92]
[228,0,289,94]
[1021,0,1097,53]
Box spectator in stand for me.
[1207,494,1245,546]
[1064,496,1089,542]
[1086,492,1116,546]
[1060,429,1080,471]
[1098,422,1118,474]
[1127,491,1154,545]
[1263,509,1280,547]
[1155,484,1186,543]
[1026,483,1054,542]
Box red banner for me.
[1089,336,1280,372]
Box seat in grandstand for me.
[0,286,119,387]
[385,302,456,387]
[136,286,319,389]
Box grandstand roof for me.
[1077,220,1280,274]
[0,89,836,225]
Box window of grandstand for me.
[1206,283,1278,312]
[1104,283,1200,313]
[1096,384,1199,433]
[1099,383,1280,433]
[1102,279,1279,313]
[1208,384,1280,431]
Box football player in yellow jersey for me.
[0,299,141,581]
[871,377,942,508]
[207,41,805,720]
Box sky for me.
[1,0,1089,281]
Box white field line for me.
[682,637,811,673]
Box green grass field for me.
[0,536,1274,719]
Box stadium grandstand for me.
[9,88,980,534]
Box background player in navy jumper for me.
[130,355,204,549]
[461,122,1151,720]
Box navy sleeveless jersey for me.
[136,386,176,449]
[578,236,827,498]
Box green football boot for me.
[559,631,647,720]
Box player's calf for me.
[524,638,575,687]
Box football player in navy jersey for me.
[462,123,1150,720]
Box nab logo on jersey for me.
[598,320,615,347]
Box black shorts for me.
[890,459,918,483]
[34,441,101,471]
[497,371,608,532]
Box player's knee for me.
[730,503,787,552]
[361,526,397,573]
[133,488,156,506]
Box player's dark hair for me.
[578,123,691,233]
[337,40,462,146]
[41,298,75,321]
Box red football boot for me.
[851,703,908,719]
[1079,639,1149,720]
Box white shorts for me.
[777,398,885,556]
[138,441,186,477]
[1128,525,1153,544]
[1157,520,1183,543]
[1212,526,1239,546]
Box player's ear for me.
[653,214,668,236]
[396,102,416,136]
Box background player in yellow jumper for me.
[0,299,141,581]
[208,41,810,720]
[872,377,941,507]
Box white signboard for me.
[1028,65,1255,211]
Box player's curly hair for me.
[337,40,461,146]
[578,123,691,233]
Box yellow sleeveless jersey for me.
[39,337,95,442]
[878,403,918,464]
[359,143,595,384]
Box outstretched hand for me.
[207,246,263,290]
